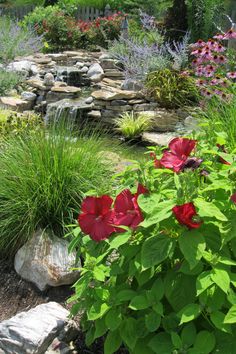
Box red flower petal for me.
[169,138,197,158]
[136,183,149,197]
[231,193,236,204]
[79,210,116,242]
[114,189,134,213]
[172,202,202,229]
[160,151,186,173]
[81,195,113,215]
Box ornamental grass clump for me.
[69,135,236,354]
[115,112,153,140]
[0,121,112,256]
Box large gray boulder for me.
[14,229,80,291]
[0,302,70,354]
[87,63,104,82]
[7,60,34,74]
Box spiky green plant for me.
[0,121,112,255]
[115,111,153,140]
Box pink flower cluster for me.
[190,29,236,100]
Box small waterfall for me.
[45,97,94,125]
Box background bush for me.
[0,69,24,96]
[146,69,200,108]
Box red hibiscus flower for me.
[78,195,116,242]
[160,138,197,173]
[114,184,148,230]
[172,202,202,229]
[231,193,236,204]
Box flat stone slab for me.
[0,97,31,112]
[142,132,176,146]
[51,86,81,94]
[92,88,143,101]
[0,302,69,354]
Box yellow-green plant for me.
[115,112,153,140]
[146,69,200,109]
[0,109,43,138]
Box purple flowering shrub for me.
[109,12,190,81]
[0,16,43,63]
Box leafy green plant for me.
[68,135,236,354]
[0,69,24,96]
[0,109,43,138]
[115,112,153,140]
[146,69,200,108]
[0,121,112,255]
[199,93,236,151]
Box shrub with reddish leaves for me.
[69,136,236,354]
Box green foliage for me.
[146,69,200,108]
[21,5,61,29]
[0,16,43,63]
[186,0,226,42]
[68,133,236,354]
[199,93,236,151]
[0,110,42,138]
[115,112,153,140]
[22,5,123,51]
[0,122,112,255]
[0,69,23,96]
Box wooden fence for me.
[0,5,35,19]
[0,4,113,21]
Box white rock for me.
[44,73,55,87]
[87,63,104,78]
[0,302,69,354]
[7,60,34,73]
[21,91,37,102]
[85,96,93,104]
[90,73,104,82]
[75,61,84,68]
[80,66,89,73]
[14,229,80,291]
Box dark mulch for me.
[0,259,128,353]
[0,259,73,322]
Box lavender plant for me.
[164,32,190,70]
[109,10,191,82]
[0,16,43,63]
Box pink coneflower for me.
[224,28,236,39]
[202,51,213,61]
[214,44,226,52]
[191,48,203,56]
[218,55,227,64]
[192,58,203,66]
[213,33,225,40]
[204,70,215,78]
[210,78,220,86]
[201,89,213,98]
[196,79,206,87]
[227,72,236,79]
[195,66,204,76]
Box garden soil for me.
[0,259,128,353]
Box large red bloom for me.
[172,202,202,229]
[114,184,148,230]
[78,195,116,242]
[160,138,197,173]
